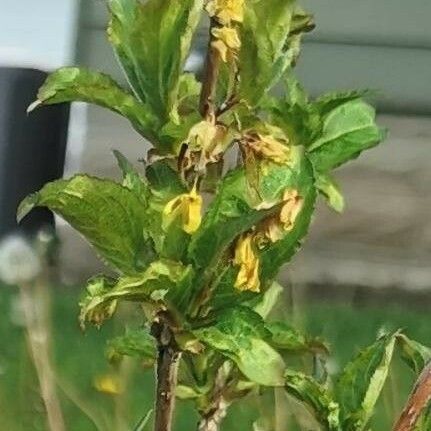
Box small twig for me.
[393,361,431,431]
[151,314,181,431]
[199,18,221,120]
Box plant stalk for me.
[20,281,66,431]
[199,18,221,120]
[392,361,431,431]
[152,316,181,431]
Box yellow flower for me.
[211,26,241,63]
[163,184,203,234]
[93,374,123,395]
[248,133,291,164]
[206,0,245,24]
[234,234,261,293]
[256,189,304,246]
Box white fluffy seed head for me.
[0,235,42,285]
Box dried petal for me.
[234,234,261,293]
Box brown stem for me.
[199,18,221,120]
[152,316,181,431]
[393,361,431,431]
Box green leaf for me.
[108,0,203,123]
[315,173,345,213]
[252,281,283,318]
[29,67,157,140]
[335,332,398,431]
[113,150,149,202]
[266,321,329,355]
[239,1,312,106]
[80,260,194,326]
[315,89,374,116]
[308,99,385,172]
[268,77,322,147]
[284,369,341,431]
[193,307,286,387]
[18,175,153,274]
[258,155,316,282]
[397,334,431,375]
[107,327,156,363]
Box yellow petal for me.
[234,234,261,292]
[206,0,244,24]
[163,185,202,234]
[280,189,303,232]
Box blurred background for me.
[0,1,430,430]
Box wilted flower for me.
[256,189,304,246]
[0,235,41,285]
[246,132,291,165]
[234,234,260,293]
[182,119,229,173]
[211,26,241,63]
[93,374,123,395]
[163,184,203,234]
[187,120,219,152]
[206,0,245,24]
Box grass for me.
[0,284,429,430]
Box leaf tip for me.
[17,193,39,223]
[27,100,42,114]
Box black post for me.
[0,67,69,238]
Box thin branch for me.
[393,361,431,431]
[151,315,181,431]
[199,18,221,120]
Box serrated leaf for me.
[113,150,149,201]
[239,1,312,106]
[107,327,156,363]
[29,67,157,140]
[315,173,345,213]
[315,90,373,116]
[335,332,398,431]
[397,334,431,375]
[269,78,322,147]
[80,260,194,326]
[285,369,341,431]
[18,175,153,274]
[309,99,385,172]
[266,321,329,355]
[193,307,286,387]
[108,0,203,124]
